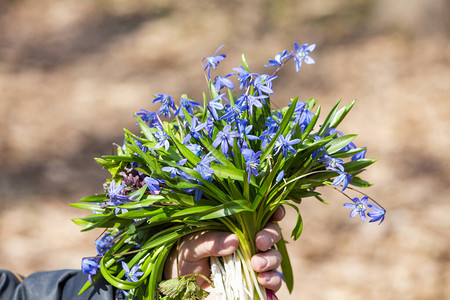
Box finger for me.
[255,223,281,251]
[269,205,285,222]
[250,249,282,273]
[257,271,283,292]
[180,231,239,262]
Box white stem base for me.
[210,247,266,300]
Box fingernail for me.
[221,234,238,251]
[257,256,268,270]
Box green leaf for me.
[326,134,357,155]
[198,200,253,220]
[79,194,107,203]
[317,100,341,136]
[276,231,294,293]
[282,201,303,240]
[241,53,250,72]
[69,203,104,212]
[330,100,356,129]
[260,97,298,162]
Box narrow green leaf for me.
[326,134,357,155]
[330,100,356,129]
[276,231,294,293]
[79,194,107,202]
[69,203,104,212]
[317,100,341,136]
[260,97,298,162]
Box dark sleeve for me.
[0,269,120,300]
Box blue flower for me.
[203,45,226,79]
[274,133,301,157]
[293,101,314,131]
[343,196,369,222]
[214,74,235,92]
[212,125,240,154]
[293,42,316,72]
[95,233,116,255]
[242,148,262,182]
[319,154,344,172]
[276,170,285,182]
[183,117,207,144]
[220,101,246,123]
[246,94,267,115]
[174,96,202,119]
[194,152,216,181]
[107,180,129,202]
[154,126,170,151]
[144,177,165,195]
[81,257,100,283]
[253,74,276,96]
[122,262,144,282]
[153,94,176,118]
[333,170,353,191]
[161,160,195,180]
[232,66,253,89]
[259,130,275,149]
[264,50,293,67]
[352,148,367,161]
[208,94,226,120]
[186,143,203,156]
[236,119,258,141]
[136,109,158,127]
[367,203,386,224]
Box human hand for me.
[164,206,285,296]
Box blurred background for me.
[0,0,449,299]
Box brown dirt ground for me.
[0,1,449,299]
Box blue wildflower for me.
[274,133,301,157]
[242,148,262,182]
[95,233,116,255]
[293,42,316,72]
[259,130,275,149]
[154,126,170,151]
[153,94,176,118]
[174,96,202,119]
[81,257,100,283]
[232,66,253,89]
[246,94,267,115]
[186,143,203,156]
[343,196,369,222]
[208,93,226,120]
[122,262,144,282]
[264,50,293,67]
[183,117,207,144]
[107,180,129,202]
[367,203,386,224]
[276,170,285,182]
[144,177,165,195]
[236,119,258,141]
[352,148,367,161]
[194,152,216,181]
[253,74,276,96]
[333,170,353,191]
[204,117,215,138]
[203,45,226,79]
[212,125,240,154]
[319,154,345,172]
[136,109,158,127]
[293,101,314,131]
[220,101,246,123]
[214,74,235,92]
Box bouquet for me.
[72,42,386,300]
